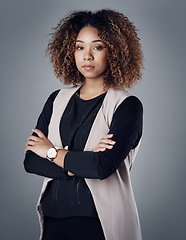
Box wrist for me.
[53,148,69,168]
[46,146,62,162]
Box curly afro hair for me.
[46,9,144,88]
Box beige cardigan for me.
[37,85,142,240]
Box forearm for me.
[24,90,65,179]
[64,139,134,180]
[53,149,74,176]
[64,151,103,179]
[24,150,70,180]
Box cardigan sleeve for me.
[64,96,143,180]
[23,90,70,180]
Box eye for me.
[76,46,84,50]
[93,45,104,50]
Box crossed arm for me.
[24,129,115,177]
[24,92,142,180]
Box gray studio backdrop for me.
[0,0,185,239]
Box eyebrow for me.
[76,40,103,43]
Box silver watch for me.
[47,147,58,161]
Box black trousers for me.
[42,216,105,240]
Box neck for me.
[80,79,109,100]
[83,77,109,92]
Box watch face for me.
[48,147,56,158]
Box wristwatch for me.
[47,146,60,161]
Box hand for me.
[25,129,53,158]
[92,134,116,152]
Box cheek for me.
[101,50,108,61]
[101,53,108,69]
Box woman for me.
[24,9,144,240]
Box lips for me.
[82,65,95,70]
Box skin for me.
[25,26,116,175]
[74,26,108,99]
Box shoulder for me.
[115,95,143,117]
[46,86,80,104]
[110,95,143,141]
[47,89,60,102]
[120,95,143,109]
[42,89,60,110]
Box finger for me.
[101,133,115,141]
[32,129,46,138]
[26,137,41,145]
[28,135,39,142]
[105,134,114,138]
[96,147,107,152]
[97,143,113,149]
[25,145,33,153]
[25,140,35,147]
[100,138,116,145]
[92,147,106,152]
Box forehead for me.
[76,26,101,42]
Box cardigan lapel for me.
[48,85,82,147]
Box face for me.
[74,26,108,82]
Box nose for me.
[83,49,94,61]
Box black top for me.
[24,89,143,219]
